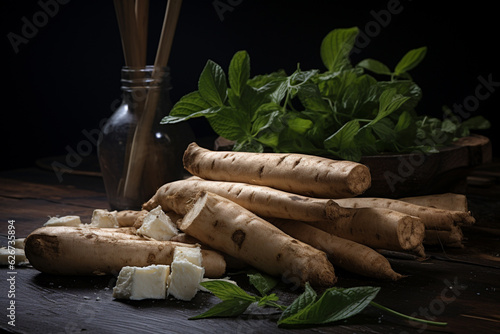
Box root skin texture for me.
[179,191,337,287]
[270,219,404,281]
[24,226,226,278]
[182,142,371,198]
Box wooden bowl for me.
[360,134,492,198]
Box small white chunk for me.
[167,260,205,301]
[90,209,119,228]
[173,246,202,267]
[136,206,178,241]
[0,248,28,265]
[14,238,25,249]
[44,215,81,227]
[112,265,170,300]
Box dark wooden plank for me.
[1,166,499,334]
[0,197,99,237]
[0,177,108,211]
[1,248,498,334]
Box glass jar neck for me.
[120,66,171,92]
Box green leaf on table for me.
[278,282,317,323]
[198,280,257,302]
[189,298,254,319]
[278,286,380,326]
[198,60,228,107]
[394,47,427,77]
[320,26,359,72]
[247,271,279,296]
[257,293,280,307]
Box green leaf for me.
[278,282,317,323]
[441,118,457,133]
[257,294,280,307]
[247,70,287,88]
[278,286,380,326]
[320,27,359,72]
[394,47,427,76]
[207,106,250,141]
[297,83,330,113]
[461,115,491,130]
[287,115,313,135]
[357,59,392,76]
[372,118,396,142]
[198,60,228,107]
[324,119,360,151]
[355,127,378,156]
[377,80,422,112]
[233,139,264,153]
[189,298,254,320]
[247,272,279,296]
[168,91,212,117]
[394,110,413,132]
[229,50,251,97]
[241,85,271,119]
[161,91,219,124]
[276,127,327,157]
[289,68,318,85]
[265,80,287,105]
[199,280,257,302]
[324,120,362,161]
[161,106,220,124]
[368,88,410,126]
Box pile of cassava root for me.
[25,142,475,288]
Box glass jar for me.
[98,66,194,210]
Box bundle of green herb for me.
[162,27,489,161]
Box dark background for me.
[1,0,498,173]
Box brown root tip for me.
[347,164,372,196]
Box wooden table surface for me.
[1,160,499,334]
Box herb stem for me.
[266,301,287,311]
[370,301,447,327]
